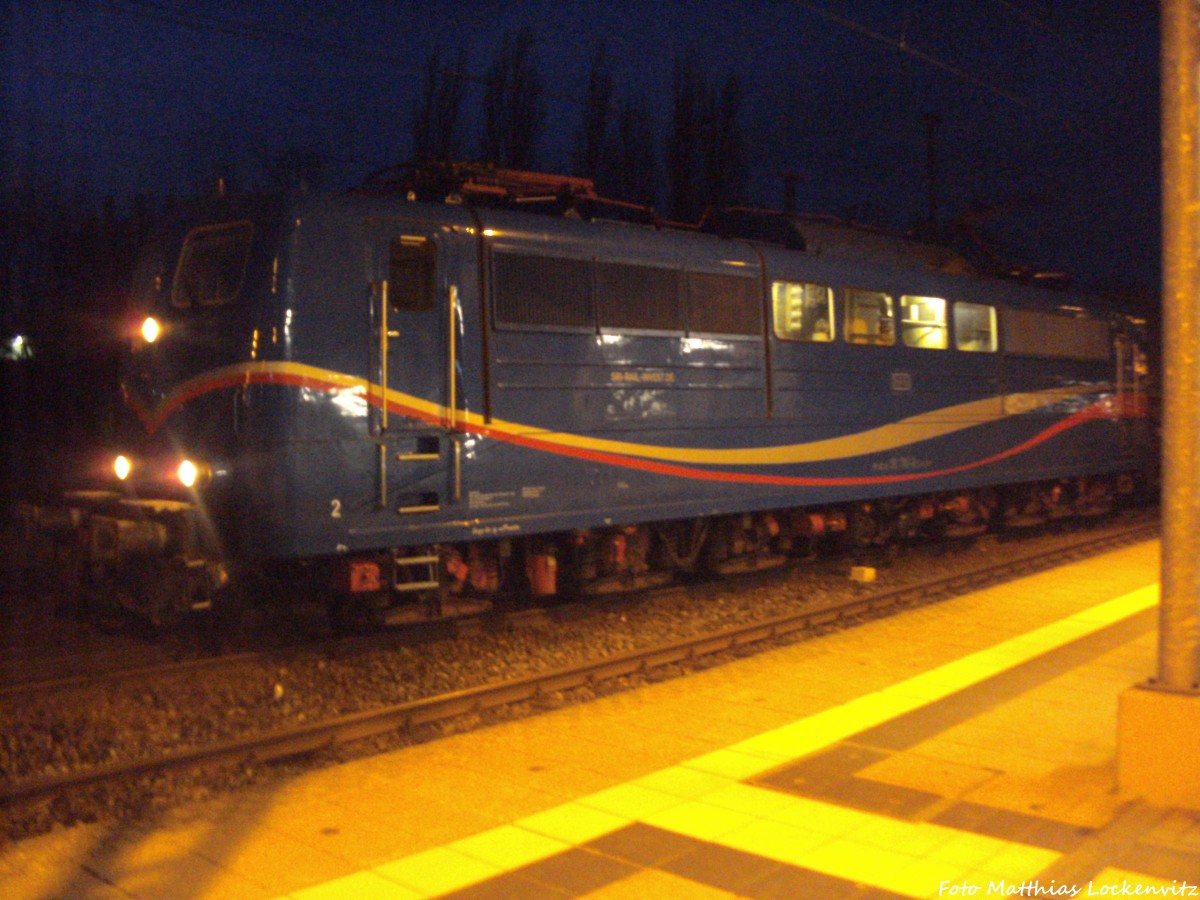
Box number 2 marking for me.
[330,499,342,519]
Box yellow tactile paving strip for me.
[282,580,1163,898]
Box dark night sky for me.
[4,0,1160,292]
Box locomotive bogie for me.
[37,178,1154,625]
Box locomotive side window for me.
[596,262,683,332]
[954,302,998,352]
[493,252,594,329]
[844,288,894,346]
[171,221,253,308]
[687,271,761,336]
[771,281,834,342]
[389,237,436,312]
[899,295,948,349]
[1003,309,1109,360]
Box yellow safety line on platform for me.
[282,584,1159,900]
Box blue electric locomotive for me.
[65,166,1154,622]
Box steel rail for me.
[1,521,1157,809]
[0,648,268,701]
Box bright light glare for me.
[177,460,199,488]
[3,334,32,360]
[114,455,132,481]
[141,317,160,343]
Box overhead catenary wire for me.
[14,0,1155,289]
[61,0,1117,135]
[989,0,1132,79]
[789,0,1103,139]
[63,0,599,112]
[20,8,1104,198]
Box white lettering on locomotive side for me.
[468,490,516,510]
[610,370,676,384]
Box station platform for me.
[5,537,1198,899]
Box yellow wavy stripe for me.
[157,362,1105,467]
[456,387,1095,465]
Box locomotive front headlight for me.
[114,454,133,481]
[141,316,161,344]
[176,459,214,489]
[177,459,200,488]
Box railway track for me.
[1,517,1157,814]
[0,510,1153,700]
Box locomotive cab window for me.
[772,281,834,342]
[954,302,998,352]
[844,288,894,346]
[171,221,254,308]
[899,295,948,349]
[389,237,436,312]
[132,241,169,308]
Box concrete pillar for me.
[1117,0,1200,808]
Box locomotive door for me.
[367,223,463,514]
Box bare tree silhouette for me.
[479,28,544,170]
[413,46,468,163]
[572,43,614,182]
[666,47,745,221]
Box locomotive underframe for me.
[21,462,1142,628]
[274,471,1140,628]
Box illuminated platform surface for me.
[6,538,1199,899]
